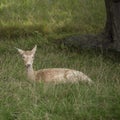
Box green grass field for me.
[0,0,105,38]
[0,0,120,120]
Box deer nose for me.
[26,64,31,68]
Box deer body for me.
[16,45,93,84]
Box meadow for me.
[0,0,105,38]
[0,0,120,120]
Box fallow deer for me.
[16,45,93,84]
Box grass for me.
[0,36,120,120]
[0,0,120,120]
[0,0,105,38]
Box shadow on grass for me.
[0,24,79,41]
[1,25,120,64]
[0,25,47,39]
[55,39,120,64]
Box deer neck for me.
[26,65,35,81]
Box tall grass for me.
[0,0,120,120]
[0,37,120,120]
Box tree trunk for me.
[60,0,120,52]
[104,0,120,51]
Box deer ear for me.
[15,47,24,55]
[32,45,37,54]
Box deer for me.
[16,45,93,84]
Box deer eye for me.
[22,56,25,59]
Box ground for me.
[0,36,120,120]
[0,0,120,120]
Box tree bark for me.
[60,0,120,52]
[105,0,120,51]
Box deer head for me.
[16,45,37,68]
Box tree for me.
[105,0,120,51]
[61,0,120,52]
